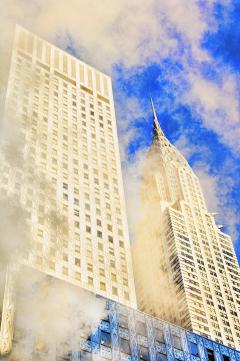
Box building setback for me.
[132,100,240,349]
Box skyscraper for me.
[0,25,136,354]
[132,100,240,349]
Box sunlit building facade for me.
[0,25,136,354]
[132,101,240,349]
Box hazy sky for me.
[1,0,240,263]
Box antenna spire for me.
[150,97,164,142]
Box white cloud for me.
[115,95,147,160]
[186,70,240,153]
[193,160,239,242]
[193,163,219,213]
[174,133,202,159]
[1,0,215,71]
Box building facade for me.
[67,302,240,361]
[9,278,240,361]
[132,101,240,349]
[0,25,136,354]
[61,299,240,361]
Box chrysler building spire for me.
[150,97,164,143]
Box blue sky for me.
[1,0,239,262]
[111,0,240,263]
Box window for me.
[136,321,146,336]
[75,258,80,266]
[86,226,91,233]
[110,260,115,268]
[118,229,123,236]
[172,334,182,350]
[118,314,128,329]
[157,353,167,361]
[74,221,80,228]
[100,331,111,347]
[112,287,118,295]
[75,272,81,280]
[154,327,164,343]
[120,338,130,354]
[223,356,230,361]
[98,242,103,251]
[189,342,198,356]
[87,263,93,272]
[119,240,124,248]
[99,268,105,276]
[88,277,93,286]
[81,351,92,361]
[74,198,79,205]
[206,348,215,361]
[139,346,149,361]
[111,273,117,282]
[100,282,106,291]
[74,209,79,217]
[75,245,80,254]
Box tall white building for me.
[132,100,240,349]
[0,25,136,354]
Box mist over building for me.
[0,25,239,361]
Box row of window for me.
[16,32,110,98]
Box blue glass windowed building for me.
[57,297,240,361]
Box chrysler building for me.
[132,100,240,349]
